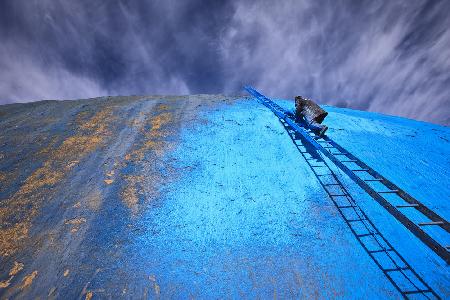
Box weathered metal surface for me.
[1,92,449,298]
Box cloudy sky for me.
[1,0,449,125]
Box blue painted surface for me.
[123,99,448,298]
[0,96,448,298]
[276,98,450,295]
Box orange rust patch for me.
[36,136,59,157]
[0,171,6,182]
[85,291,93,300]
[10,261,24,276]
[0,107,115,257]
[63,269,70,277]
[156,104,169,111]
[149,112,172,134]
[20,270,38,289]
[65,217,86,225]
[0,261,22,288]
[0,222,29,257]
[121,177,142,215]
[120,109,176,215]
[65,217,86,234]
[66,160,80,170]
[126,111,174,161]
[104,179,114,185]
[0,279,11,288]
[79,108,113,134]
[75,110,90,125]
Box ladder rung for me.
[396,204,420,208]
[364,178,383,182]
[384,267,409,272]
[352,169,370,172]
[378,190,399,194]
[403,290,432,295]
[348,219,367,223]
[310,165,325,168]
[323,183,340,186]
[338,205,357,209]
[333,153,348,156]
[330,194,348,197]
[357,232,379,238]
[418,221,444,226]
[369,249,393,254]
[341,160,358,163]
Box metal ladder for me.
[281,119,439,299]
[244,86,450,265]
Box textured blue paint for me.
[275,98,450,295]
[122,99,449,298]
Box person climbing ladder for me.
[294,95,328,136]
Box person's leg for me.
[308,120,328,136]
[292,114,328,136]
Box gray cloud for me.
[221,0,450,125]
[1,0,449,125]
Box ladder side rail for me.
[282,121,440,299]
[324,138,450,233]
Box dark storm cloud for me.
[0,0,233,101]
[1,0,449,125]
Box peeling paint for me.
[85,291,93,300]
[120,107,177,215]
[9,261,24,276]
[0,107,115,257]
[0,278,12,289]
[20,271,38,289]
[0,262,21,289]
[64,217,87,225]
[103,179,113,185]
